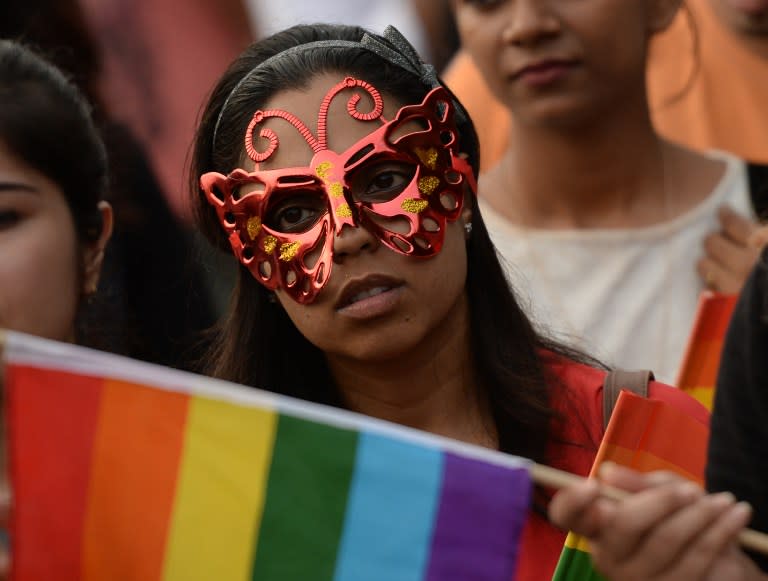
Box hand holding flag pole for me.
[531,462,768,557]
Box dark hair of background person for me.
[0,38,106,254]
[0,0,218,368]
[191,23,602,468]
[413,0,460,73]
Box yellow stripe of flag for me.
[161,396,277,581]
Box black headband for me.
[212,25,468,146]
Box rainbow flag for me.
[2,331,531,581]
[675,291,737,410]
[551,391,709,581]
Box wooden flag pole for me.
[530,462,768,557]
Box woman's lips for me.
[335,274,405,319]
[336,285,404,319]
[512,59,579,88]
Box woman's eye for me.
[266,195,326,233]
[461,0,505,9]
[369,172,401,193]
[276,207,317,230]
[0,210,20,230]
[358,164,415,203]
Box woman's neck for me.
[482,100,688,229]
[326,299,497,449]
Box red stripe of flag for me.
[6,366,104,581]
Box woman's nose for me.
[332,221,377,263]
[501,0,561,47]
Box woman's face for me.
[233,74,473,362]
[0,143,91,341]
[454,0,678,126]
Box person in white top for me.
[452,0,763,383]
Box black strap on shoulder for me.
[747,162,768,219]
[602,369,654,431]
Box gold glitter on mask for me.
[335,203,353,218]
[262,235,277,254]
[414,147,438,170]
[279,241,301,262]
[328,182,344,198]
[418,176,440,196]
[246,215,262,240]
[401,198,429,214]
[316,161,333,180]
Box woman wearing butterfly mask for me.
[191,23,721,579]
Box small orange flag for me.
[675,291,737,410]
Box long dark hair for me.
[191,24,595,464]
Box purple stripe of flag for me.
[425,454,531,581]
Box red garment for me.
[514,357,709,581]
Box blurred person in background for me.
[707,227,768,572]
[450,0,767,383]
[78,0,252,217]
[1,0,218,370]
[446,0,768,169]
[0,39,115,577]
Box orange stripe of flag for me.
[677,338,724,389]
[600,444,701,484]
[690,294,737,342]
[600,392,707,483]
[7,366,104,581]
[81,380,189,581]
[676,293,736,393]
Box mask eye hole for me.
[350,160,416,204]
[264,190,327,233]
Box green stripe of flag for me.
[250,415,358,580]
[551,546,606,581]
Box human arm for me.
[549,463,767,581]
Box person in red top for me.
[190,23,710,579]
[515,355,708,578]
